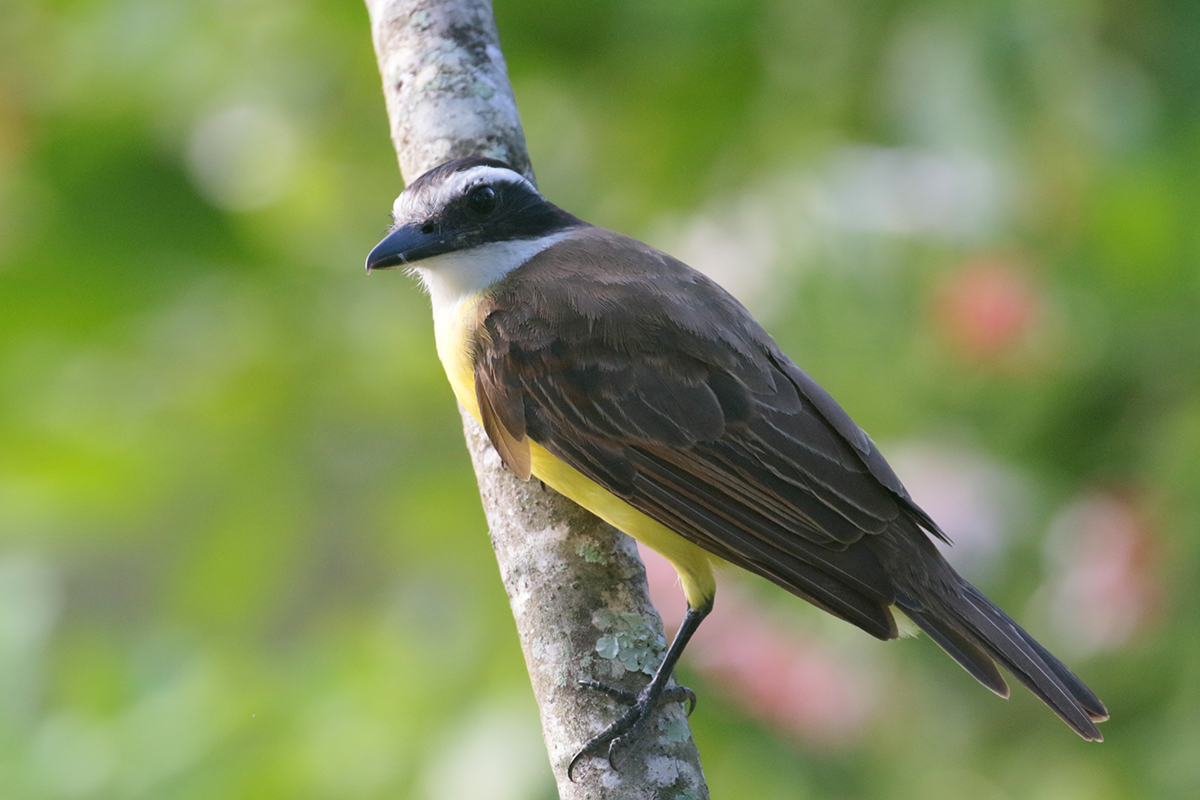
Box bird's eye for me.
[468,185,497,215]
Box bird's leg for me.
[568,599,712,781]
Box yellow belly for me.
[435,294,716,606]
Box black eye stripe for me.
[401,166,579,246]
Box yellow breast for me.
[434,293,484,418]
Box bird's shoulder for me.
[483,225,773,372]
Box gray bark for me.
[363,1,709,797]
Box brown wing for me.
[473,227,942,639]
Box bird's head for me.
[365,157,580,277]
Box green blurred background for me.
[1,0,1198,798]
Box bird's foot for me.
[567,679,697,781]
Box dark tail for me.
[898,580,1108,741]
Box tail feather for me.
[899,581,1106,741]
[954,588,1103,740]
[963,585,1109,723]
[900,606,1009,698]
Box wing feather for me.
[476,376,531,479]
[469,228,916,639]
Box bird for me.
[365,156,1108,776]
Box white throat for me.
[414,232,572,319]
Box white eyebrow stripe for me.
[441,165,534,197]
[392,165,535,223]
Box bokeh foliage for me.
[1,0,1198,798]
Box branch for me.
[364,1,709,796]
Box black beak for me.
[365,224,457,272]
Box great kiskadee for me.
[366,157,1107,773]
